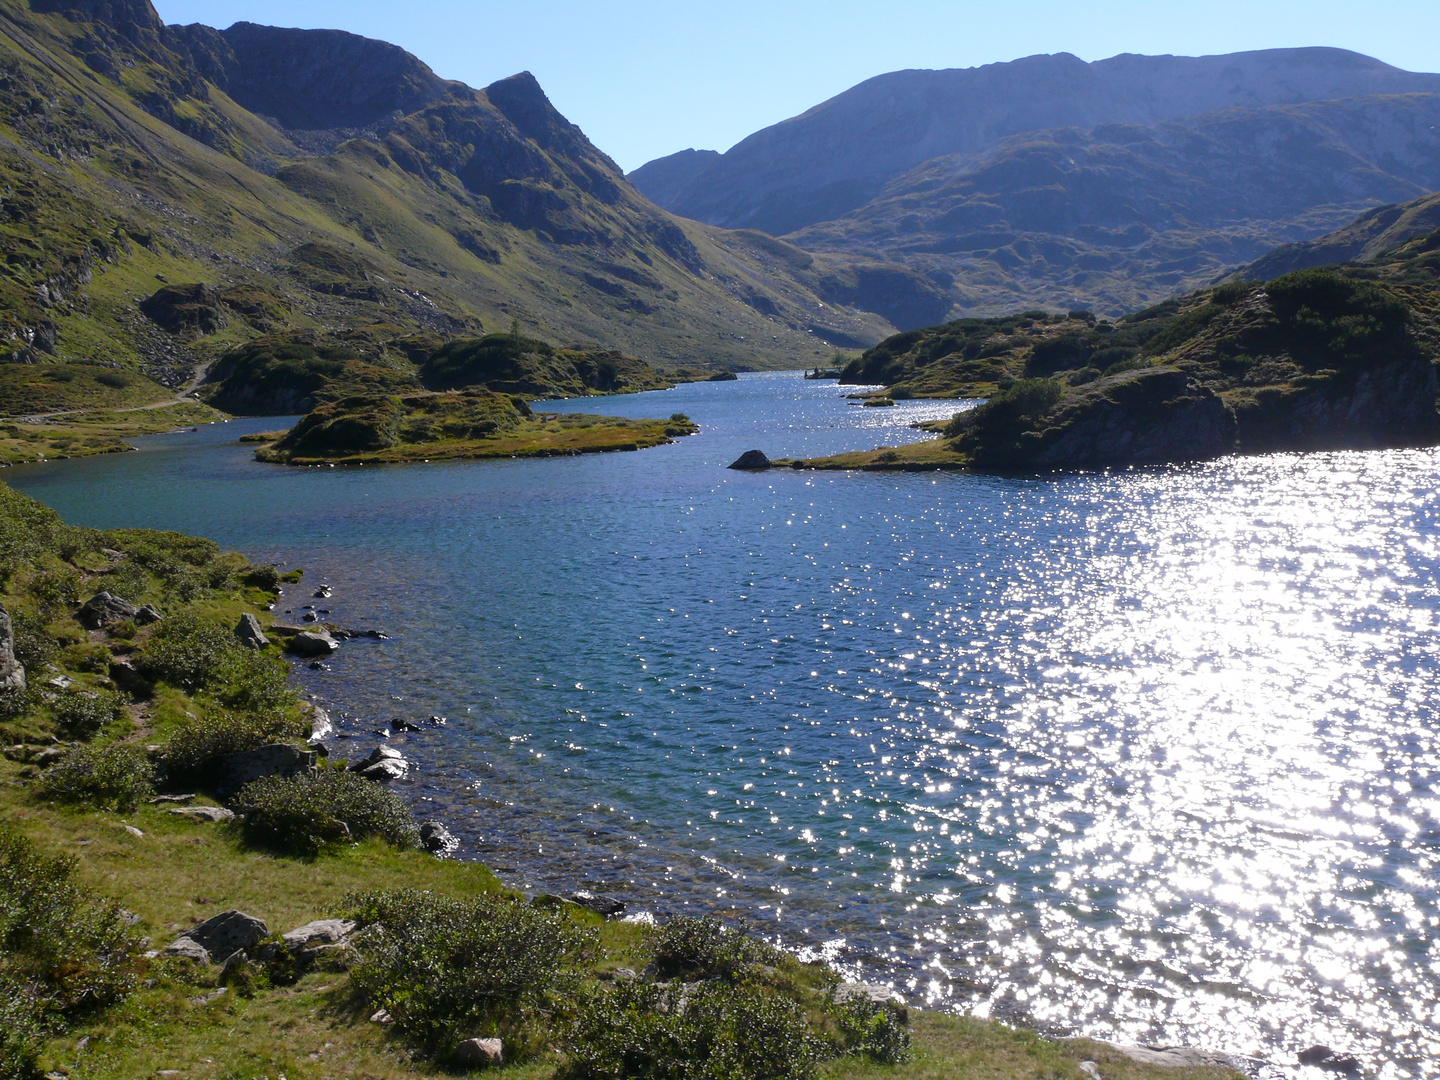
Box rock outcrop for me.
[728,450,772,471]
[78,592,137,630]
[234,613,269,650]
[217,743,316,792]
[350,745,408,783]
[164,909,269,964]
[0,606,24,692]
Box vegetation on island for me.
[799,241,1440,471]
[0,480,1242,1080]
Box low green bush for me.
[139,613,235,690]
[0,827,143,1077]
[162,710,306,784]
[345,889,595,1059]
[9,607,56,670]
[559,980,822,1080]
[234,767,419,855]
[32,743,154,811]
[0,687,34,724]
[646,915,786,982]
[828,995,910,1064]
[51,689,127,739]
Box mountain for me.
[631,49,1440,321]
[0,0,895,427]
[1238,189,1440,279]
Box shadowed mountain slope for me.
[0,0,893,418]
[1238,189,1440,280]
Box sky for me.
[151,1,1440,174]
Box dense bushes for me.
[235,768,419,855]
[829,995,910,1064]
[560,980,822,1080]
[51,689,127,739]
[0,828,142,1077]
[345,889,595,1058]
[140,613,295,713]
[32,743,154,811]
[162,710,306,784]
[646,915,785,981]
[1264,268,1412,365]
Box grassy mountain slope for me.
[0,0,892,434]
[802,234,1440,470]
[1239,189,1440,280]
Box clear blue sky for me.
[152,1,1440,174]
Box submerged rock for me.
[728,449,771,470]
[287,631,338,657]
[350,744,408,782]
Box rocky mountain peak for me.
[30,0,160,30]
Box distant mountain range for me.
[631,48,1440,321]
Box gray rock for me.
[454,1038,503,1067]
[350,744,408,782]
[418,820,458,856]
[186,909,269,958]
[287,631,338,657]
[281,918,356,952]
[234,613,269,649]
[1297,1045,1362,1074]
[218,743,316,792]
[170,806,236,824]
[0,605,25,692]
[162,935,210,963]
[571,890,625,917]
[77,592,137,630]
[727,449,772,470]
[308,705,334,743]
[1110,1043,1240,1069]
[134,604,163,626]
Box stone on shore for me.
[235,613,269,650]
[307,705,335,744]
[0,605,25,692]
[419,820,458,856]
[571,890,625,917]
[77,592,137,630]
[454,1038,503,1068]
[727,449,771,470]
[287,631,338,657]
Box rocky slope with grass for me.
[0,479,1246,1079]
[792,239,1440,470]
[0,0,897,449]
[633,49,1440,320]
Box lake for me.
[9,372,1439,1077]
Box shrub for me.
[27,568,82,620]
[242,563,282,591]
[345,889,595,1058]
[0,827,142,1074]
[32,743,154,811]
[0,687,34,723]
[51,690,127,740]
[214,649,296,715]
[139,613,237,690]
[559,980,822,1080]
[828,995,910,1064]
[234,768,419,855]
[647,916,785,982]
[162,710,306,784]
[9,607,56,670]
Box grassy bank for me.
[0,403,225,466]
[0,479,1240,1080]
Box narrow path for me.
[6,360,217,424]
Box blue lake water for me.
[8,371,1440,1077]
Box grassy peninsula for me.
[0,482,1241,1080]
[797,251,1440,471]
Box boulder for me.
[77,592,137,630]
[287,631,338,657]
[281,918,356,952]
[418,820,458,856]
[307,705,334,743]
[1297,1046,1361,1074]
[350,744,408,782]
[571,890,625,917]
[454,1038,503,1068]
[135,604,163,626]
[185,909,269,960]
[0,606,25,692]
[234,613,269,650]
[218,743,316,792]
[162,935,210,964]
[170,806,236,824]
[727,449,771,470]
